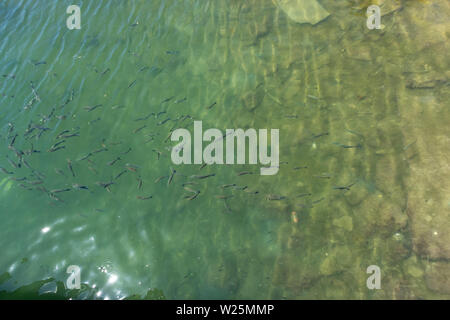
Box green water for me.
[0,0,449,299]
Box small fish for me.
[189,173,215,180]
[312,197,325,204]
[6,157,19,169]
[48,145,66,153]
[55,168,66,176]
[125,163,139,172]
[184,186,198,193]
[157,118,170,126]
[92,147,108,154]
[166,50,179,55]
[137,195,153,200]
[133,125,147,134]
[233,185,248,191]
[314,174,332,179]
[114,170,127,180]
[333,183,355,191]
[101,68,110,75]
[9,133,18,147]
[184,191,200,200]
[120,147,132,155]
[84,104,103,112]
[78,153,93,161]
[161,96,174,104]
[154,176,168,183]
[207,102,217,110]
[152,149,162,160]
[50,188,71,194]
[137,177,143,190]
[215,195,233,200]
[67,159,75,177]
[107,157,121,166]
[220,184,236,189]
[313,132,329,138]
[34,61,47,66]
[0,167,13,175]
[297,193,312,198]
[293,166,308,170]
[266,194,286,201]
[72,184,89,190]
[167,168,176,185]
[60,132,80,139]
[174,97,187,104]
[128,80,137,88]
[237,171,253,176]
[96,181,115,189]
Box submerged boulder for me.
[276,0,330,25]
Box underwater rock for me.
[355,193,407,237]
[241,85,265,112]
[319,245,352,276]
[405,70,450,89]
[405,130,450,260]
[276,0,330,25]
[425,262,450,294]
[332,215,353,232]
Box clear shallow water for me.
[0,0,449,299]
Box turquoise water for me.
[0,0,449,299]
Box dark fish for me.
[48,145,66,152]
[120,147,132,155]
[237,171,253,176]
[293,166,308,170]
[333,183,355,191]
[220,184,236,189]
[60,132,80,139]
[152,149,162,160]
[92,147,108,154]
[128,80,137,88]
[133,125,147,134]
[297,193,312,198]
[161,96,174,104]
[72,184,89,190]
[96,181,115,189]
[190,173,215,180]
[313,132,329,138]
[168,168,176,185]
[101,68,110,75]
[184,191,200,200]
[114,170,127,180]
[9,134,18,148]
[84,104,103,112]
[67,159,75,177]
[50,188,71,194]
[107,157,121,166]
[157,118,170,126]
[233,185,248,191]
[207,102,217,110]
[166,50,179,55]
[0,167,13,174]
[34,61,47,66]
[78,153,93,161]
